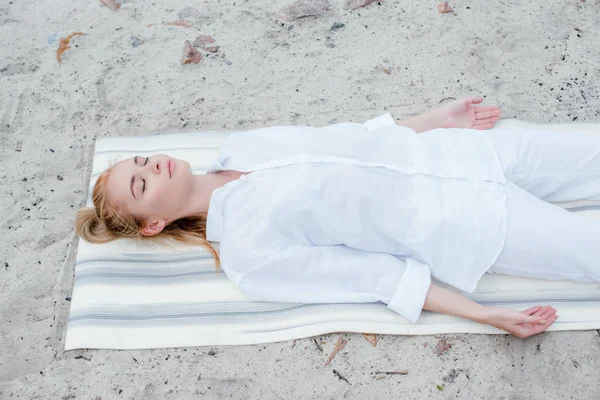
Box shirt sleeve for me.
[320,122,369,136]
[321,113,416,136]
[364,113,397,131]
[232,243,432,324]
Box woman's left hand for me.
[441,97,502,130]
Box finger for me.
[519,315,558,338]
[474,113,501,122]
[462,97,482,106]
[531,314,559,333]
[533,305,551,315]
[474,120,500,129]
[473,106,500,113]
[539,305,556,313]
[530,306,551,319]
[540,308,557,320]
[521,314,547,325]
[519,312,557,333]
[474,110,502,119]
[472,123,494,130]
[474,117,501,125]
[521,306,543,315]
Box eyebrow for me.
[130,156,138,200]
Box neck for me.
[171,170,243,222]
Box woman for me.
[76,97,600,338]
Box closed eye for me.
[142,156,149,192]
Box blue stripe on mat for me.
[68,303,389,327]
[76,252,215,265]
[74,271,227,286]
[68,297,600,328]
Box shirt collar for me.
[205,187,225,242]
[206,160,224,174]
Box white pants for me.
[480,128,600,283]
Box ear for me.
[141,219,167,236]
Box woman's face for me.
[106,154,195,226]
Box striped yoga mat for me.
[65,120,600,350]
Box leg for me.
[488,182,600,282]
[482,127,600,203]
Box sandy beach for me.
[1,0,600,398]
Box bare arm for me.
[422,283,558,338]
[396,112,446,133]
[422,283,489,322]
[395,97,502,133]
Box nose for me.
[147,159,161,175]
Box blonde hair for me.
[74,164,221,268]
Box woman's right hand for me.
[483,305,559,338]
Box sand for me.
[1,0,600,398]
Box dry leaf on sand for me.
[193,35,219,52]
[147,21,194,28]
[276,0,330,23]
[437,1,455,14]
[344,0,378,10]
[435,338,452,355]
[324,336,347,367]
[182,40,202,64]
[363,333,377,347]
[100,0,120,11]
[56,32,86,63]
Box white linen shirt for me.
[205,114,508,323]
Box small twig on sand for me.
[313,338,323,352]
[375,370,408,375]
[332,369,350,384]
